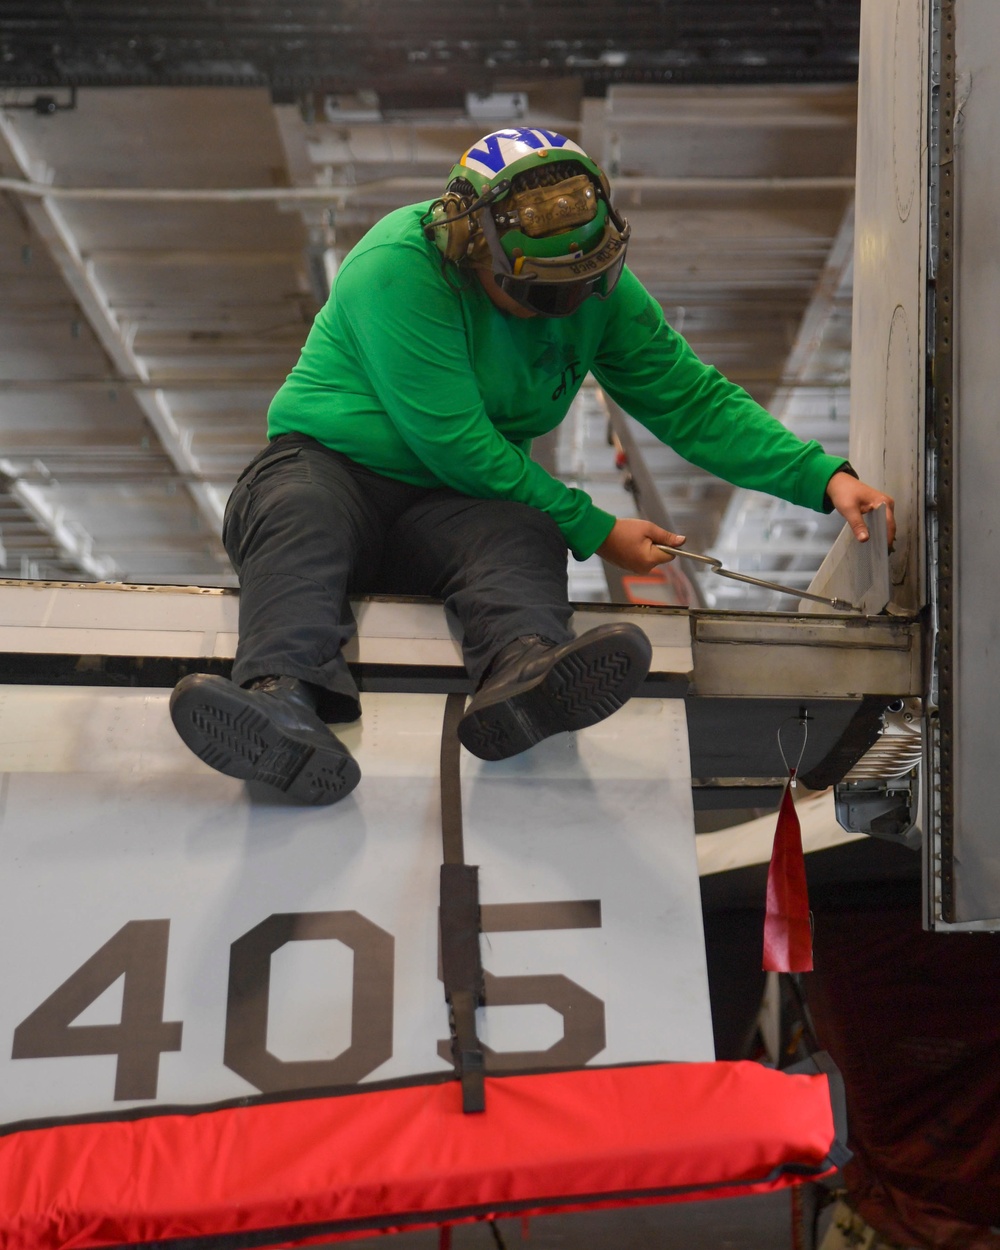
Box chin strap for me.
[476,195,516,284]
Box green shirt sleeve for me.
[593,271,847,512]
[331,239,615,558]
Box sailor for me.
[169,127,895,805]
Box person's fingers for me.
[856,496,896,547]
[880,498,897,548]
[652,526,686,548]
[838,491,885,543]
[827,474,897,549]
[843,501,870,542]
[650,528,686,565]
[598,519,691,574]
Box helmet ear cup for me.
[426,192,475,263]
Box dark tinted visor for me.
[494,247,627,318]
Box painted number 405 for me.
[12,903,606,1101]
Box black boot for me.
[169,673,360,805]
[458,623,652,761]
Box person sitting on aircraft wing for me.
[169,127,895,805]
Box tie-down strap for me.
[439,692,486,1113]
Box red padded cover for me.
[0,1061,841,1249]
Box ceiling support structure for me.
[0,113,226,545]
[768,199,855,424]
[0,80,860,589]
[707,200,855,607]
[0,460,117,579]
[272,101,335,304]
[0,173,856,205]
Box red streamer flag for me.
[763,775,813,972]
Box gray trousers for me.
[223,433,575,723]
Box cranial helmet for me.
[422,127,630,317]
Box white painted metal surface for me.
[945,0,1000,924]
[0,580,695,673]
[845,0,928,613]
[798,505,891,616]
[0,686,710,1125]
[691,609,921,700]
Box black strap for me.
[785,1051,852,1170]
[439,693,486,1113]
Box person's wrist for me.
[824,461,858,509]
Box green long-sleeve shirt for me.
[268,202,846,559]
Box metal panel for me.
[0,582,923,700]
[827,0,1000,927]
[798,505,892,616]
[0,581,695,674]
[691,612,921,699]
[0,686,710,1124]
[936,0,1000,924]
[838,0,928,613]
[0,582,924,816]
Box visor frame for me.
[488,215,630,318]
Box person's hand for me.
[826,472,896,548]
[596,518,686,574]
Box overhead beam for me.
[770,199,856,422]
[709,200,856,593]
[0,462,118,580]
[0,112,225,541]
[0,174,856,204]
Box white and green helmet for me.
[437,127,630,317]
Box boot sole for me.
[170,680,360,806]
[458,629,652,762]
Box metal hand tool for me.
[654,545,861,612]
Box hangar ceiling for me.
[0,1,863,91]
[0,2,859,607]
